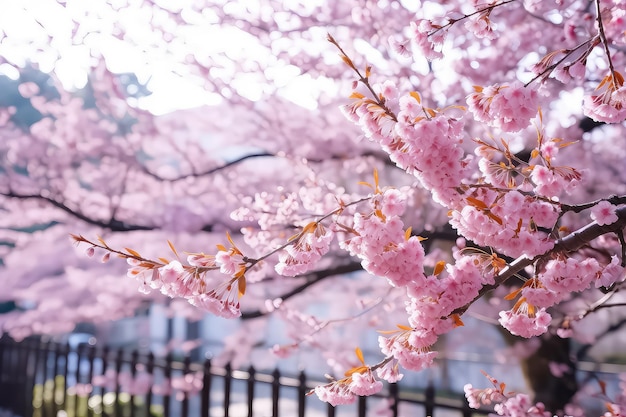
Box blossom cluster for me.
[583,72,626,123]
[339,188,428,288]
[314,368,384,407]
[450,189,558,259]
[467,82,539,133]
[124,243,245,319]
[344,87,469,208]
[464,374,551,417]
[275,222,333,276]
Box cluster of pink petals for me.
[596,255,626,288]
[450,191,557,259]
[464,15,496,40]
[127,254,243,319]
[378,334,437,372]
[375,358,403,383]
[393,113,468,208]
[314,380,357,407]
[583,86,626,123]
[467,82,539,133]
[215,250,244,275]
[464,383,506,409]
[498,305,552,338]
[275,225,333,276]
[343,88,469,209]
[188,291,241,319]
[402,256,487,350]
[348,370,384,396]
[340,189,428,288]
[530,165,579,197]
[590,200,619,226]
[552,61,586,83]
[493,394,551,417]
[540,258,600,295]
[409,20,445,60]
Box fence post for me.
[425,383,435,417]
[389,382,399,417]
[51,342,61,417]
[62,342,70,411]
[246,366,255,417]
[163,352,172,417]
[22,338,37,417]
[326,401,335,417]
[462,390,473,417]
[16,338,29,417]
[271,368,280,417]
[146,352,155,417]
[201,359,211,417]
[101,346,110,417]
[114,348,124,417]
[297,371,306,417]
[357,395,367,417]
[130,350,138,417]
[182,355,191,417]
[87,344,96,417]
[224,362,232,417]
[39,339,50,417]
[0,337,5,409]
[72,343,80,417]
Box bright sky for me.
[0,0,333,115]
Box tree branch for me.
[453,206,626,316]
[140,152,274,181]
[241,261,363,319]
[1,191,154,232]
[576,317,626,361]
[139,150,399,182]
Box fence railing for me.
[0,335,491,417]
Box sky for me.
[0,0,331,114]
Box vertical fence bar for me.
[246,366,255,417]
[130,350,138,417]
[297,371,306,417]
[101,346,110,417]
[182,355,190,417]
[13,338,27,417]
[51,342,61,417]
[462,390,473,417]
[224,363,232,417]
[21,338,36,417]
[0,337,5,410]
[41,339,52,417]
[87,344,96,417]
[33,338,46,417]
[201,359,211,417]
[146,352,155,417]
[163,353,172,417]
[271,368,280,417]
[357,395,367,417]
[74,343,83,417]
[389,383,399,417]
[114,348,124,417]
[62,342,70,411]
[425,383,435,417]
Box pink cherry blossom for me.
[498,306,552,338]
[467,82,539,133]
[590,201,619,225]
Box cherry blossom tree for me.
[2,0,626,415]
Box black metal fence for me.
[0,335,490,417]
